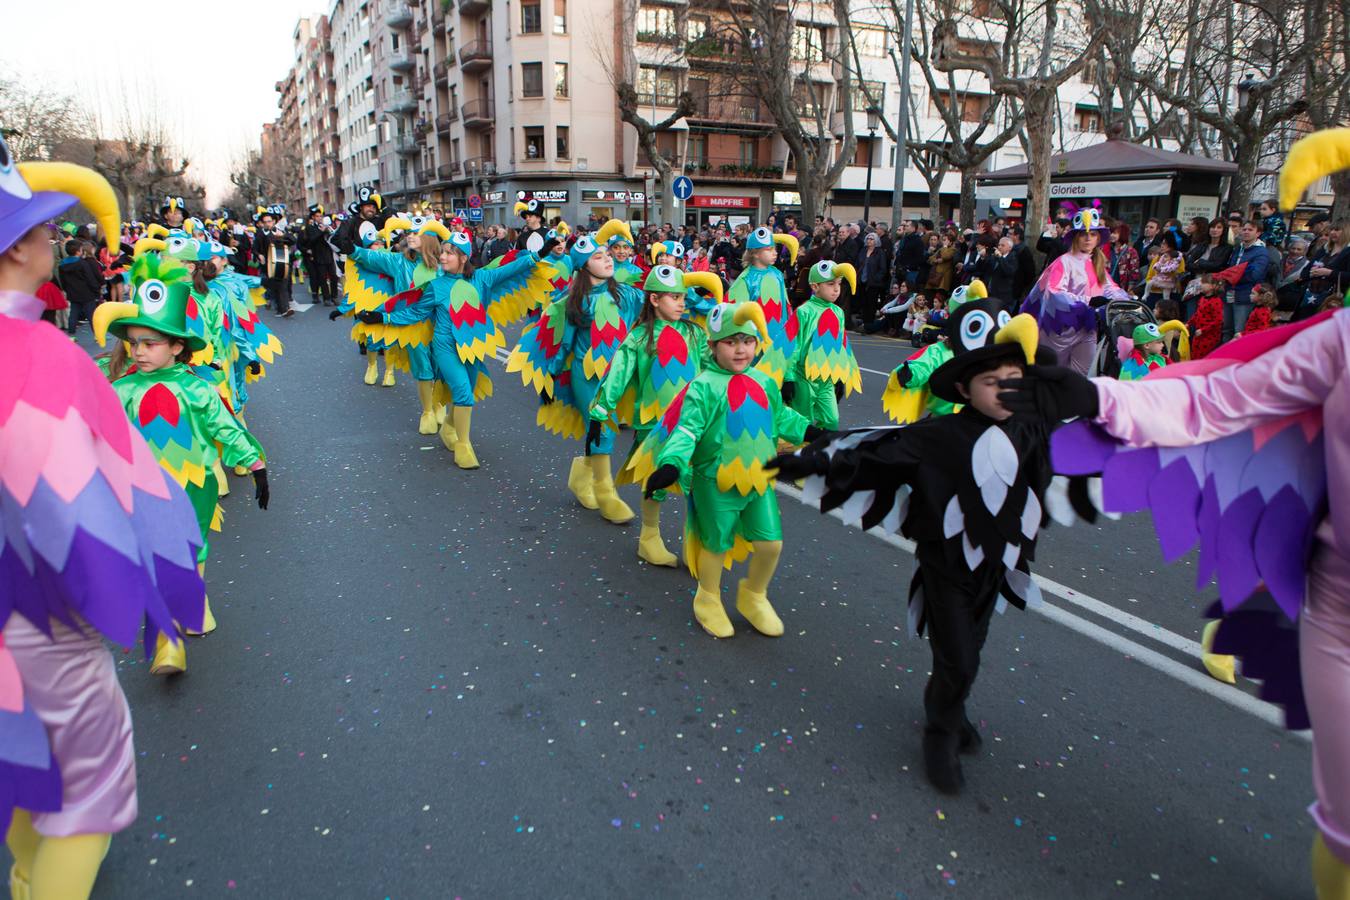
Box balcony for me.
[388,89,417,113]
[683,157,786,181]
[637,153,682,170]
[418,168,435,185]
[385,3,412,29]
[434,59,450,85]
[459,40,492,73]
[461,98,494,128]
[436,110,458,131]
[458,0,489,14]
[463,156,497,177]
[688,96,770,127]
[394,133,419,155]
[431,0,445,27]
[437,161,461,181]
[389,51,414,72]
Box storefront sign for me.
[975,177,1173,200]
[581,190,647,203]
[518,189,569,203]
[483,191,507,204]
[772,191,802,206]
[689,195,759,209]
[1176,194,1219,222]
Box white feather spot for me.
[1043,476,1076,526]
[879,490,910,535]
[1002,542,1021,570]
[943,496,964,538]
[972,426,1017,514]
[962,532,985,570]
[995,595,1008,615]
[840,490,875,528]
[801,474,826,506]
[1021,490,1041,539]
[907,584,924,637]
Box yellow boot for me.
[588,454,635,524]
[9,862,30,900]
[736,540,785,636]
[185,595,216,636]
[436,404,449,426]
[416,381,439,435]
[637,499,677,567]
[566,457,597,509]
[233,465,249,477]
[449,406,479,469]
[693,588,734,638]
[1200,620,1236,685]
[363,355,379,385]
[149,632,186,676]
[214,460,229,498]
[1313,833,1350,900]
[381,363,396,387]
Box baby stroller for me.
[1090,298,1155,378]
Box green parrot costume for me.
[882,280,988,423]
[787,260,864,429]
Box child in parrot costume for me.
[587,264,722,566]
[1116,322,1170,381]
[771,300,1087,796]
[507,229,646,523]
[92,256,269,676]
[728,225,800,386]
[330,220,404,388]
[650,239,719,325]
[0,141,207,900]
[600,219,644,286]
[783,260,862,429]
[1001,127,1350,900]
[211,244,284,409]
[358,229,555,469]
[882,280,987,423]
[636,302,822,639]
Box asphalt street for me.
[94,287,1314,898]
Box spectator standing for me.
[981,236,1019,309]
[1257,199,1288,248]
[1186,218,1233,280]
[1107,224,1141,295]
[56,239,104,335]
[1274,238,1313,312]
[924,232,957,302]
[1306,220,1350,309]
[1223,220,1269,340]
[1009,226,1037,302]
[855,232,890,329]
[835,223,863,315]
[1036,218,1069,271]
[1143,231,1185,307]
[894,219,927,288]
[1132,218,1162,265]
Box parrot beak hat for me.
[99,254,205,351]
[0,132,122,255]
[682,270,723,302]
[595,219,633,247]
[807,260,856,294]
[707,301,768,344]
[648,240,685,264]
[641,264,686,294]
[1279,128,1350,212]
[418,220,452,241]
[928,300,1048,404]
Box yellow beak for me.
[146,224,170,239]
[831,263,857,295]
[732,301,770,344]
[133,237,167,258]
[772,232,799,266]
[1279,128,1350,212]
[683,271,724,302]
[1158,318,1191,361]
[595,219,634,246]
[420,220,452,240]
[92,301,141,347]
[513,201,529,216]
[965,279,988,301]
[993,313,1039,365]
[554,220,570,237]
[17,162,122,254]
[379,217,414,240]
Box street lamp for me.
[862,105,879,225]
[1236,73,1258,111]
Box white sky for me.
[4,1,325,206]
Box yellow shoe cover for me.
[638,527,678,567]
[438,422,459,452]
[1201,620,1236,685]
[363,357,379,385]
[382,365,396,387]
[588,455,635,524]
[185,597,216,637]
[150,632,186,676]
[567,456,598,510]
[693,588,734,638]
[436,404,449,426]
[451,407,479,469]
[10,863,30,900]
[416,382,438,435]
[233,465,249,477]
[214,460,229,497]
[736,579,784,637]
[1313,833,1350,900]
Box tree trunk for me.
[1227,136,1261,216]
[928,178,943,224]
[799,176,822,225]
[958,167,978,230]
[1023,89,1055,260]
[657,167,677,226]
[1331,170,1350,223]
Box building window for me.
[686,15,709,41]
[554,0,566,34]
[636,66,679,106]
[556,126,569,159]
[855,26,887,57]
[520,62,543,98]
[524,126,546,159]
[791,25,826,62]
[555,62,569,98]
[929,91,990,123]
[853,81,884,113]
[522,1,541,34]
[636,7,676,41]
[739,137,757,166]
[687,135,706,165]
[852,139,874,167]
[1073,107,1103,133]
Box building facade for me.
[331,0,381,204]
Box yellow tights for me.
[6,810,110,900]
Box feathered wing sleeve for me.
[786,425,928,533]
[590,331,640,423]
[188,378,265,470]
[474,250,557,325]
[506,299,570,395]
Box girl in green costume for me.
[588,265,722,566]
[783,260,863,429]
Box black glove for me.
[802,424,831,444]
[585,418,603,455]
[252,468,270,510]
[248,360,262,375]
[208,361,222,371]
[768,450,828,481]
[779,380,797,405]
[538,387,554,405]
[644,464,680,498]
[539,237,561,257]
[328,308,343,321]
[357,309,384,325]
[997,364,1099,421]
[834,381,845,401]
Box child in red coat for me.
[1186,277,1225,359]
[1241,284,1278,335]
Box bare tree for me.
[930,0,1105,243]
[0,69,92,162]
[710,0,858,222]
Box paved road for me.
[98,291,1313,898]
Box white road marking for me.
[485,348,1301,735]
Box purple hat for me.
[0,132,120,256]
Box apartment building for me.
[332,0,381,203]
[296,15,343,211]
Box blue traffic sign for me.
[454,208,469,219]
[672,176,694,201]
[468,208,483,221]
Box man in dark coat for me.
[300,204,340,306]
